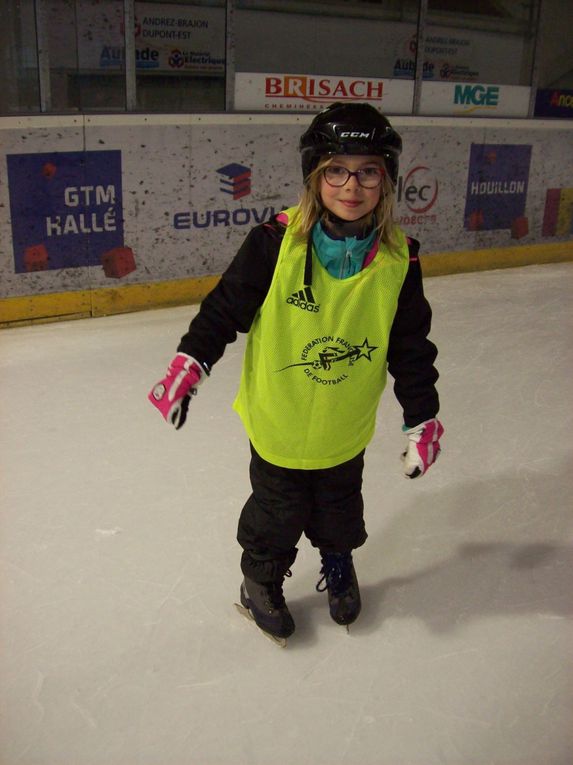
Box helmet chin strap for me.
[322,209,375,239]
[304,209,377,288]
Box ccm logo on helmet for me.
[339,131,373,139]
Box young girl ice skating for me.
[149,102,443,645]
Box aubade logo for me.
[173,160,287,230]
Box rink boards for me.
[0,114,572,325]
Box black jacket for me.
[178,216,439,428]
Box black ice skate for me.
[235,574,295,647]
[316,552,361,630]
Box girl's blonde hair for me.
[293,156,399,251]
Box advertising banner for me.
[420,82,530,117]
[234,73,414,114]
[48,0,225,75]
[1,116,573,303]
[235,12,524,87]
[236,73,530,118]
[46,2,524,85]
[534,89,573,119]
[395,163,440,232]
[6,150,128,275]
[464,144,532,234]
[542,188,573,236]
[392,26,523,84]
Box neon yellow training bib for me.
[233,207,410,469]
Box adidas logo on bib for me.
[286,286,320,313]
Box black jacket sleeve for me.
[176,219,284,369]
[386,238,440,427]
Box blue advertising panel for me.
[7,150,124,273]
[464,144,532,231]
[534,89,573,119]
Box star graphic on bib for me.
[352,338,378,362]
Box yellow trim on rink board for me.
[419,240,573,277]
[0,275,220,327]
[1,242,572,327]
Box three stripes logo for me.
[286,286,320,313]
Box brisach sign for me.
[235,72,414,113]
[235,72,414,114]
[265,75,384,104]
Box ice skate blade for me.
[234,603,287,648]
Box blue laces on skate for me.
[316,554,352,596]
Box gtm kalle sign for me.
[7,151,124,273]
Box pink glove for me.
[402,418,444,478]
[148,353,205,430]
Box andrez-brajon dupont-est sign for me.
[234,73,414,114]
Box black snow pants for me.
[237,444,367,584]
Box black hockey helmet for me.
[299,102,402,186]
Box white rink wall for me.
[0,114,572,319]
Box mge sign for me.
[454,85,500,109]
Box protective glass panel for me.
[45,0,127,111]
[426,0,536,85]
[134,0,226,112]
[234,0,417,113]
[0,0,40,114]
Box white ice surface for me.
[1,263,572,765]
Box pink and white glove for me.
[148,353,205,430]
[401,418,444,478]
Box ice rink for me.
[1,262,572,765]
